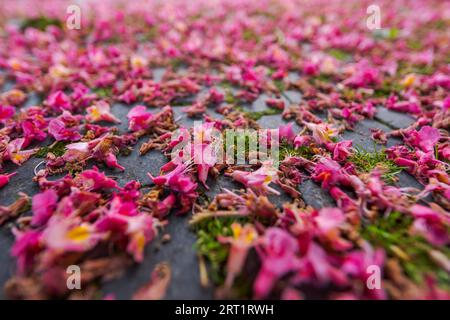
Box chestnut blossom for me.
[410,205,449,246]
[127,105,154,132]
[305,122,338,145]
[0,0,449,300]
[0,105,15,122]
[254,228,300,299]
[86,101,120,123]
[230,161,280,195]
[0,172,16,188]
[6,138,37,165]
[219,223,258,289]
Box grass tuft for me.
[21,16,62,31]
[244,108,282,121]
[35,141,68,158]
[194,218,245,285]
[328,48,351,61]
[92,87,112,98]
[361,211,450,288]
[349,146,403,183]
[279,142,314,160]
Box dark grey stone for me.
[375,106,415,129]
[282,90,302,104]
[101,212,213,299]
[0,77,425,300]
[299,179,335,208]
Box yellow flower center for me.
[66,225,91,242]
[10,59,22,71]
[245,230,257,244]
[131,56,147,69]
[401,74,416,88]
[13,154,24,162]
[135,233,146,253]
[231,223,242,239]
[90,106,101,120]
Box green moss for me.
[407,39,423,51]
[410,65,435,75]
[35,141,68,158]
[373,27,400,41]
[224,90,236,104]
[222,129,255,164]
[221,132,312,165]
[244,108,282,121]
[218,81,232,89]
[387,27,400,40]
[143,26,159,41]
[328,48,351,61]
[311,73,333,83]
[92,87,112,98]
[279,142,314,160]
[21,16,62,31]
[169,58,185,70]
[273,79,285,92]
[194,218,246,285]
[373,80,402,97]
[171,98,194,106]
[361,211,450,288]
[227,104,282,121]
[242,29,260,42]
[349,146,403,183]
[432,19,447,30]
[396,61,435,77]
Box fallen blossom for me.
[86,101,120,123]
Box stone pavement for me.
[0,76,419,299]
